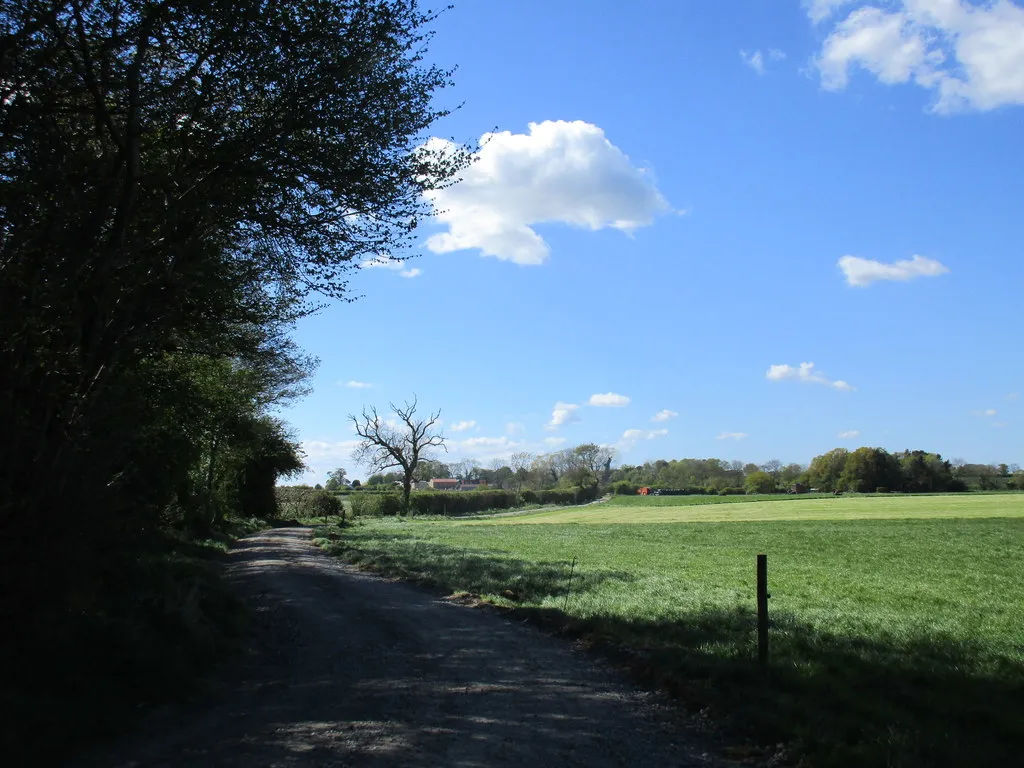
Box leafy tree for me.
[0,0,467,622]
[351,398,446,511]
[806,448,850,491]
[840,447,902,493]
[415,459,451,481]
[896,450,952,493]
[325,468,349,491]
[744,471,776,495]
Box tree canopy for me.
[0,2,469,739]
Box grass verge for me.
[0,517,265,766]
[316,510,1024,768]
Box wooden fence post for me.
[757,553,769,667]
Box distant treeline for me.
[312,446,1021,500]
[610,449,1023,494]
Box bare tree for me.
[450,458,479,482]
[351,397,446,512]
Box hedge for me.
[408,490,518,517]
[347,486,599,517]
[274,487,344,520]
[521,486,599,506]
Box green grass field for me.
[316,493,1024,767]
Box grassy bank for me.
[1,520,263,766]
[316,495,1024,767]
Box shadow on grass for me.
[315,525,634,605]
[320,526,1024,768]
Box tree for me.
[325,468,348,491]
[0,0,468,643]
[806,448,850,491]
[896,451,952,493]
[744,471,776,495]
[450,458,479,482]
[351,398,445,512]
[840,447,902,493]
[415,459,451,481]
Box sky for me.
[284,0,1024,484]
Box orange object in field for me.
[639,487,650,495]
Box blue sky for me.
[285,0,1024,483]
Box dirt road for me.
[86,527,717,767]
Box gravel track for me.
[84,527,720,767]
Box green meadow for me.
[316,493,1024,767]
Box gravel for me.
[82,527,722,767]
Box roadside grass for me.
[316,501,1024,768]
[1,518,263,765]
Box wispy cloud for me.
[450,420,476,432]
[343,380,373,389]
[505,422,525,436]
[547,401,580,429]
[543,436,567,448]
[360,256,423,278]
[766,362,855,391]
[740,49,766,74]
[651,409,679,423]
[618,428,669,450]
[588,392,631,407]
[838,429,860,439]
[838,254,949,287]
[717,432,748,441]
[740,48,786,75]
[810,1,1024,113]
[972,409,997,417]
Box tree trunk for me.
[402,475,413,515]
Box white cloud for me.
[805,0,857,24]
[543,436,567,448]
[717,432,749,441]
[505,421,525,436]
[838,429,861,439]
[740,48,786,74]
[972,408,998,417]
[588,392,631,407]
[766,362,856,391]
[359,256,423,278]
[344,380,373,389]
[454,436,525,462]
[422,120,671,265]
[838,254,949,287]
[993,421,1009,428]
[812,1,1024,113]
[298,439,364,482]
[547,401,580,428]
[741,49,766,74]
[450,420,477,432]
[652,409,679,422]
[1007,392,1019,400]
[618,428,669,451]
